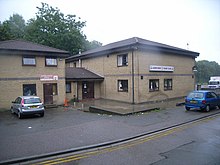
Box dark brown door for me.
[82,81,94,99]
[43,84,53,104]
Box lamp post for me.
[193,66,198,90]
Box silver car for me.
[11,96,45,119]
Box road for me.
[31,114,220,165]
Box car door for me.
[210,92,219,106]
[206,92,218,108]
[13,97,21,113]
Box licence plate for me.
[190,100,197,104]
[30,106,37,108]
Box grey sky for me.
[0,0,219,64]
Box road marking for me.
[32,114,220,165]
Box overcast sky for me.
[0,0,220,64]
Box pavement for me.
[68,98,185,115]
[0,98,220,163]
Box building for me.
[0,40,70,109]
[66,37,199,104]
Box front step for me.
[44,104,58,109]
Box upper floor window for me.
[164,79,173,90]
[117,54,128,66]
[45,57,57,66]
[22,56,36,66]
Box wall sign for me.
[149,65,174,72]
[40,75,58,81]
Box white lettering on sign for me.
[149,65,174,72]
[40,75,59,81]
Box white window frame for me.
[22,56,36,66]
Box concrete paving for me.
[68,98,185,115]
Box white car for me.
[11,96,45,119]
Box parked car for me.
[185,90,220,112]
[11,96,44,119]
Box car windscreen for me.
[24,98,41,104]
[209,81,219,85]
[187,92,204,99]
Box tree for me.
[0,14,26,40]
[25,3,90,54]
[195,60,220,84]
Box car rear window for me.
[24,98,41,104]
[188,92,204,99]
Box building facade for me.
[66,37,199,104]
[0,40,70,109]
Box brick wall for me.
[0,54,66,109]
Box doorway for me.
[43,83,53,104]
[82,81,94,99]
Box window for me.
[117,54,128,66]
[164,79,173,90]
[45,57,57,66]
[23,84,37,96]
[66,82,71,93]
[52,83,58,95]
[118,80,128,92]
[149,79,159,92]
[22,57,36,66]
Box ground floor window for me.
[66,82,71,93]
[164,79,173,90]
[118,80,128,92]
[52,83,58,95]
[23,84,36,96]
[149,79,159,92]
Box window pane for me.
[149,79,159,92]
[23,84,36,96]
[23,57,36,65]
[118,54,128,66]
[118,80,128,92]
[52,84,58,95]
[164,79,172,90]
[66,82,71,93]
[46,57,57,66]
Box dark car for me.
[185,90,220,112]
[11,96,45,119]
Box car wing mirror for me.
[12,101,15,103]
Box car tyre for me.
[18,111,23,119]
[40,112,44,117]
[185,107,190,111]
[205,105,210,112]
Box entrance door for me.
[43,84,53,104]
[82,81,94,99]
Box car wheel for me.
[205,105,210,112]
[40,112,44,117]
[18,111,23,119]
[185,107,190,111]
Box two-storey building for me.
[0,40,70,109]
[66,37,199,104]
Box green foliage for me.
[0,14,26,40]
[195,60,220,84]
[0,3,102,53]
